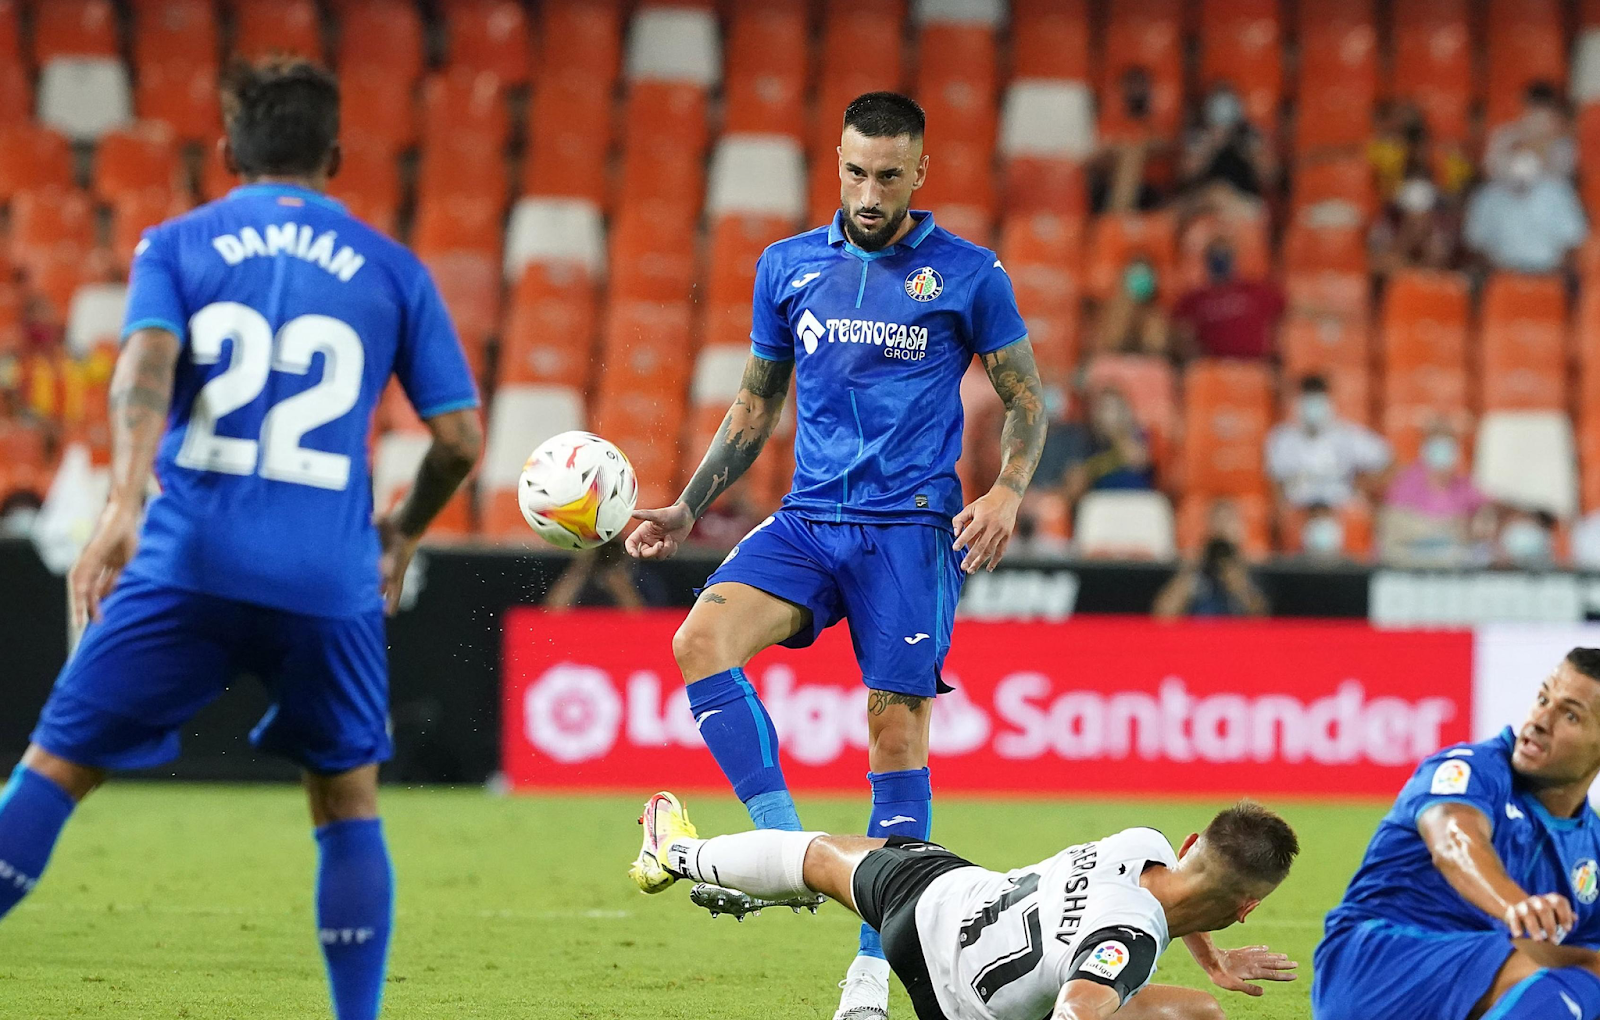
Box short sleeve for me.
[121,230,187,343]
[965,259,1029,355]
[1393,745,1511,835]
[1063,925,1161,1006]
[1349,426,1392,473]
[1264,426,1294,482]
[749,249,794,362]
[394,263,479,419]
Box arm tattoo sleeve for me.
[106,328,180,505]
[980,339,1047,498]
[678,355,793,518]
[397,409,482,538]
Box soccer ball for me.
[517,431,638,550]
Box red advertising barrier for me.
[501,610,1473,795]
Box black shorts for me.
[852,836,979,1020]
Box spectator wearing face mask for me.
[1152,535,1269,619]
[1369,101,1473,204]
[1378,424,1492,566]
[1464,145,1587,274]
[1091,254,1170,355]
[1266,375,1392,524]
[1058,385,1155,508]
[1496,508,1559,569]
[1485,81,1576,183]
[1171,238,1285,360]
[1368,175,1460,276]
[1295,504,1351,563]
[1179,82,1276,219]
[1091,66,1169,214]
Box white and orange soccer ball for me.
[517,431,638,550]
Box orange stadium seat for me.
[0,125,74,199]
[1485,0,1565,129]
[609,200,697,305]
[1478,273,1568,412]
[93,123,180,203]
[1199,0,1281,130]
[500,263,599,391]
[623,82,710,159]
[109,189,189,267]
[1086,211,1176,301]
[1585,0,1600,24]
[135,59,219,143]
[916,24,998,150]
[1381,271,1472,460]
[999,211,1086,385]
[1283,221,1368,276]
[1576,286,1600,415]
[33,0,118,61]
[1002,157,1088,220]
[201,143,235,201]
[1176,492,1271,559]
[1285,271,1369,322]
[416,128,507,206]
[537,0,621,88]
[1294,1,1376,155]
[1281,315,1373,423]
[999,212,1084,273]
[338,67,417,154]
[618,144,703,222]
[11,187,95,270]
[232,0,323,63]
[1280,500,1374,559]
[1100,0,1183,141]
[0,0,18,65]
[1182,359,1274,497]
[422,68,509,153]
[522,76,611,205]
[132,0,217,68]
[441,0,531,83]
[422,252,500,357]
[1011,0,1089,81]
[325,138,402,233]
[1391,0,1473,141]
[0,61,30,129]
[815,5,903,152]
[1084,353,1178,466]
[412,192,504,261]
[1291,153,1375,221]
[723,1,807,139]
[704,216,792,346]
[915,141,996,226]
[338,0,424,83]
[1581,106,1600,217]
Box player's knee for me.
[303,766,379,825]
[1188,992,1224,1020]
[672,620,734,681]
[20,745,105,802]
[866,701,929,770]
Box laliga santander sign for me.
[501,612,1472,795]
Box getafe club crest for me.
[905,266,942,301]
[1574,859,1598,904]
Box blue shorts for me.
[703,512,964,698]
[31,577,391,775]
[1312,919,1514,1020]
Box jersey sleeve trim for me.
[750,340,794,363]
[121,316,184,343]
[1412,796,1494,836]
[971,331,1029,356]
[1065,925,1160,1005]
[414,396,480,419]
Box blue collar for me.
[226,182,347,214]
[827,209,937,260]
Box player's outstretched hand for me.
[69,501,142,627]
[952,488,1022,573]
[376,515,422,616]
[1505,892,1575,943]
[1209,945,1298,996]
[626,503,694,561]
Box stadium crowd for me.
[2,0,1600,574]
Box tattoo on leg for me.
[867,690,927,715]
[697,591,728,605]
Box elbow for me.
[437,419,484,477]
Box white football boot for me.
[832,956,891,1020]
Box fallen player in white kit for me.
[631,794,1300,1020]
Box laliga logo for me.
[797,309,825,354]
[523,664,624,763]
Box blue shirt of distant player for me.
[1325,728,1600,945]
[119,183,478,618]
[750,209,1028,527]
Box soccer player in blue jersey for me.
[1313,648,1600,1020]
[0,63,481,1020]
[627,92,1048,1020]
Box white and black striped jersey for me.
[914,827,1176,1020]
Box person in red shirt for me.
[1172,238,1285,360]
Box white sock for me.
[846,954,891,986]
[664,830,824,899]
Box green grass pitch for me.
[0,784,1383,1018]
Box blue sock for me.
[315,818,394,1020]
[1483,967,1600,1019]
[858,767,933,960]
[687,669,796,823]
[0,765,75,920]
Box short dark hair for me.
[1299,374,1329,394]
[1203,801,1299,886]
[844,91,925,140]
[222,59,340,176]
[1567,648,1600,682]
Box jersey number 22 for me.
[176,301,365,491]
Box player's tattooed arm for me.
[677,355,793,518]
[980,338,1047,498]
[106,327,181,505]
[394,409,483,539]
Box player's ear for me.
[1236,897,1262,924]
[914,152,929,189]
[220,137,239,177]
[325,141,342,182]
[1178,832,1200,858]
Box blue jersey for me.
[1326,728,1600,944]
[750,210,1028,527]
[119,182,478,618]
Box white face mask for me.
[1299,393,1333,429]
[1396,178,1437,215]
[1508,151,1543,186]
[1205,91,1243,129]
[1303,516,1344,557]
[1501,519,1551,564]
[1422,435,1458,472]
